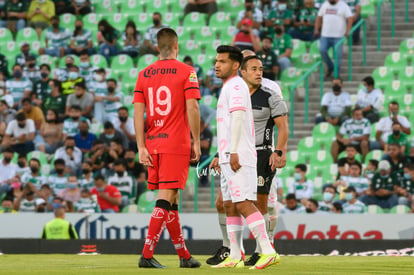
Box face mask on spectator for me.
[305,208,313,213]
[80,130,88,136]
[116,171,124,177]
[294,173,302,181]
[107,87,115,93]
[274,27,283,35]
[94,74,103,82]
[278,3,287,11]
[18,123,26,128]
[393,130,400,136]
[68,72,79,80]
[55,168,64,175]
[119,116,128,122]
[30,166,39,174]
[332,84,341,93]
[80,198,90,204]
[82,168,90,174]
[126,157,134,163]
[40,72,49,78]
[329,0,336,4]
[75,25,82,31]
[52,203,62,209]
[153,18,160,26]
[80,62,89,68]
[344,193,353,201]
[28,63,35,69]
[96,187,105,192]
[106,133,114,139]
[404,173,411,180]
[52,22,59,28]
[3,157,11,164]
[361,86,368,93]
[13,70,22,78]
[68,183,77,189]
[17,160,25,168]
[323,192,333,202]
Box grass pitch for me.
[0,254,413,275]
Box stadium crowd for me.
[0,0,413,215]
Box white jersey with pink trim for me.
[216,76,256,167]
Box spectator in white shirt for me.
[280,193,306,214]
[355,76,383,123]
[342,186,366,213]
[140,12,168,56]
[375,101,411,150]
[0,147,17,194]
[2,113,35,155]
[316,77,352,126]
[55,137,82,175]
[314,0,352,78]
[288,164,314,205]
[114,106,136,150]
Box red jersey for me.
[90,185,122,212]
[133,59,200,155]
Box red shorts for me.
[147,154,190,190]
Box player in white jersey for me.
[207,50,288,266]
[211,45,279,270]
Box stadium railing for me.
[289,61,324,138]
[333,19,367,79]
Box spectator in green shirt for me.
[3,0,27,33]
[270,19,292,72]
[266,0,293,29]
[397,163,414,211]
[289,0,318,41]
[385,122,410,156]
[32,63,52,108]
[0,53,9,78]
[97,19,121,62]
[43,79,66,120]
[359,160,399,209]
[256,36,279,80]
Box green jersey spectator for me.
[256,36,279,80]
[97,19,121,62]
[397,163,414,209]
[270,20,292,72]
[266,0,293,29]
[0,53,8,78]
[39,16,71,58]
[4,0,27,33]
[32,64,52,107]
[289,0,318,41]
[15,43,37,68]
[42,79,66,120]
[41,206,78,239]
[386,122,410,155]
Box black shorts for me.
[256,149,276,195]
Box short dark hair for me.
[183,56,193,63]
[111,137,123,146]
[94,174,105,181]
[51,15,59,21]
[368,159,379,170]
[216,45,243,68]
[346,144,357,151]
[295,163,307,173]
[352,107,362,114]
[70,105,82,112]
[3,147,14,154]
[261,36,273,42]
[157,27,178,53]
[323,184,336,193]
[22,98,32,105]
[350,161,362,171]
[104,121,114,129]
[114,159,126,167]
[40,63,51,71]
[29,158,41,166]
[65,136,75,142]
[241,55,261,70]
[286,193,297,201]
[153,12,162,18]
[308,198,319,208]
[54,158,65,166]
[107,78,117,85]
[16,112,26,121]
[13,64,23,70]
[74,82,86,90]
[332,202,343,212]
[405,162,414,171]
[18,153,26,160]
[389,100,399,107]
[118,106,128,112]
[362,76,375,87]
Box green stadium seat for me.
[364,150,384,165]
[384,52,407,75]
[0,28,13,47]
[367,205,384,214]
[82,13,99,32]
[397,66,414,90]
[134,13,152,30]
[27,150,48,165]
[145,0,169,14]
[297,136,321,161]
[399,38,414,62]
[90,121,103,137]
[107,13,129,31]
[90,54,108,69]
[361,0,375,18]
[16,28,39,46]
[217,26,237,44]
[383,80,407,102]
[179,39,202,56]
[60,13,77,31]
[111,54,134,78]
[200,95,218,109]
[313,177,324,196]
[137,190,158,213]
[163,12,180,28]
[309,40,328,61]
[389,205,410,214]
[94,0,119,15]
[400,94,414,119]
[183,12,208,31]
[37,54,56,68]
[217,0,244,16]
[169,0,187,13]
[293,53,315,70]
[286,150,301,168]
[0,153,19,164]
[137,54,158,71]
[280,67,303,90]
[309,150,334,174]
[312,122,336,150]
[209,119,217,136]
[208,12,231,28]
[291,39,307,60]
[120,67,138,93]
[196,54,215,76]
[119,0,144,15]
[372,66,395,90]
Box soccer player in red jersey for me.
[133,28,202,269]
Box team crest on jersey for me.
[189,72,198,83]
[258,176,265,187]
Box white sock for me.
[246,212,274,255]
[219,213,230,248]
[227,216,244,260]
[268,208,278,245]
[254,213,269,253]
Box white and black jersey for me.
[251,78,288,147]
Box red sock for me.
[166,209,191,259]
[142,204,170,259]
